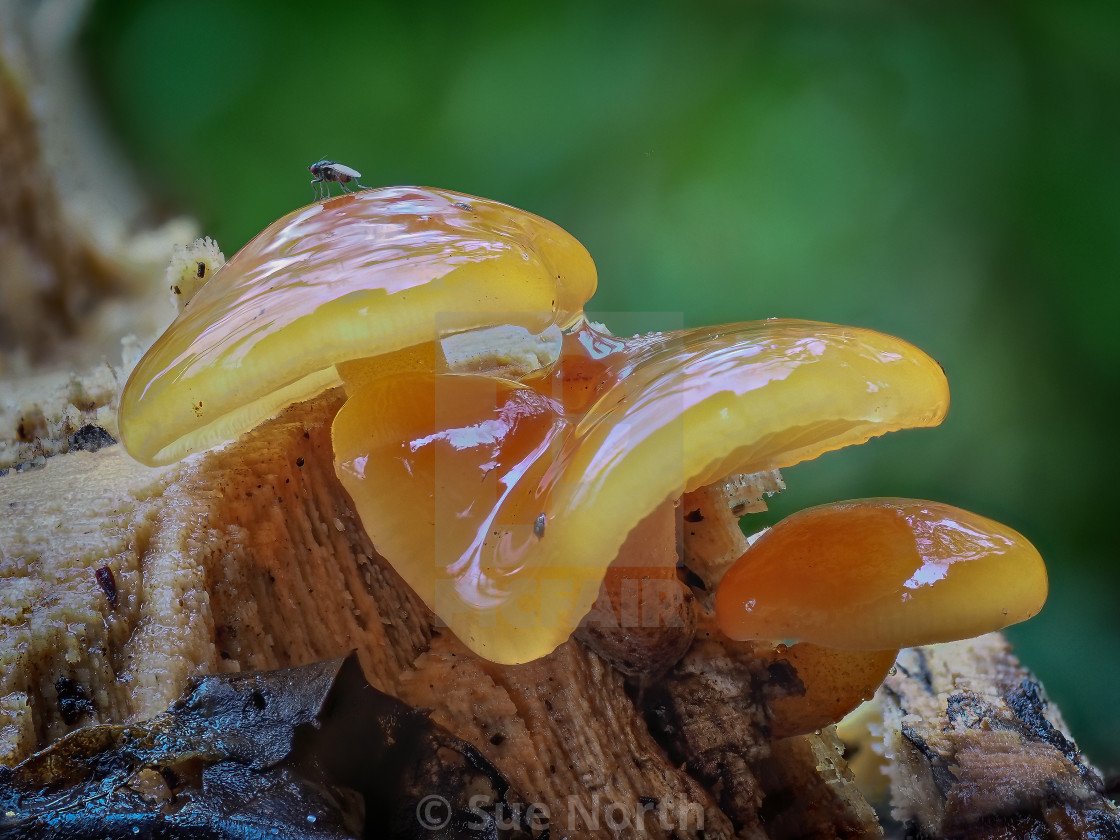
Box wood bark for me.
[873,636,1120,839]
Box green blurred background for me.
[82,0,1119,772]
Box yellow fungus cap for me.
[715,498,1048,650]
[758,643,899,738]
[119,187,596,466]
[332,320,950,664]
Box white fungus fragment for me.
[167,237,226,314]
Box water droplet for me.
[307,815,317,824]
[888,666,897,676]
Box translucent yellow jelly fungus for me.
[715,499,1048,651]
[333,321,949,664]
[119,187,596,466]
[761,643,898,738]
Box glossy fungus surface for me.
[119,187,596,466]
[715,499,1048,650]
[116,184,1048,675]
[762,644,898,738]
[333,321,950,663]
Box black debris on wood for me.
[66,424,117,453]
[53,677,94,725]
[95,565,118,608]
[1,655,535,840]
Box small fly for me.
[308,159,368,200]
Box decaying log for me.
[1,394,739,839]
[4,366,1116,838]
[874,635,1120,839]
[0,3,194,474]
[0,1,192,371]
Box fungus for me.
[680,481,904,737]
[332,319,949,664]
[715,499,1047,650]
[119,186,1047,687]
[760,643,899,738]
[572,499,696,676]
[119,187,596,466]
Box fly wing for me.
[331,163,362,179]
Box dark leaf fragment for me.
[67,424,117,453]
[1,655,531,840]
